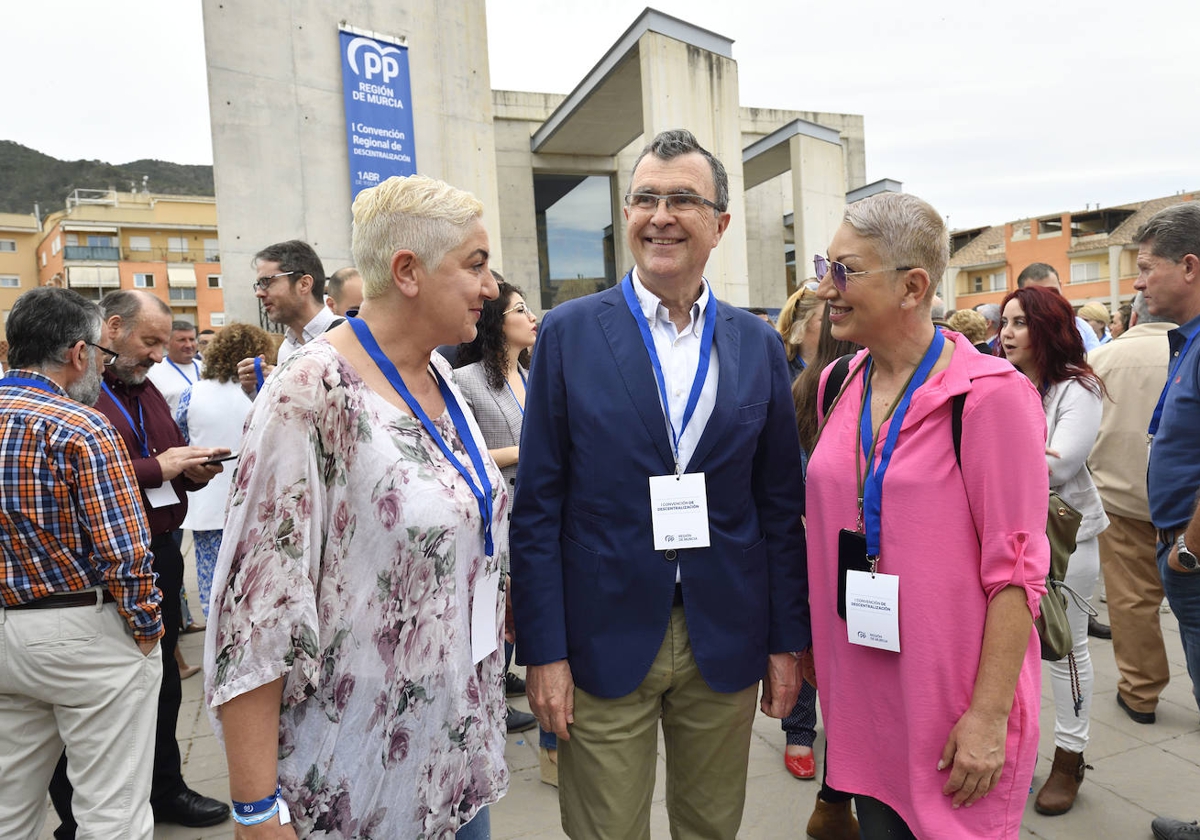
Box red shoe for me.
[784,750,816,779]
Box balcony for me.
[63,245,120,261]
[123,247,219,263]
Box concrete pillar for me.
[943,267,961,310]
[1108,244,1123,307]
[790,134,845,292]
[744,179,789,308]
[202,0,502,324]
[637,32,748,306]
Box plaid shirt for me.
[0,369,163,642]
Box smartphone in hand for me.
[202,451,238,466]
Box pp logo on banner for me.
[345,37,401,84]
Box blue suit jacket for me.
[510,282,810,698]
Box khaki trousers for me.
[559,602,758,840]
[0,600,162,840]
[1099,511,1169,711]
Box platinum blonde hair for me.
[352,175,484,299]
[842,193,949,302]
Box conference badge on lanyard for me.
[622,275,714,553]
[845,571,900,652]
[649,473,710,551]
[845,329,945,653]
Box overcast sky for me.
[6,0,1197,229]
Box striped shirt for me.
[0,369,163,641]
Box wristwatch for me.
[1178,535,1200,572]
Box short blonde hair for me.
[842,193,949,302]
[776,285,821,360]
[1078,302,1110,324]
[351,175,484,299]
[946,308,988,344]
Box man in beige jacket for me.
[1087,291,1176,723]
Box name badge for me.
[144,482,181,509]
[845,570,900,652]
[471,569,502,665]
[648,473,711,551]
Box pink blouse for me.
[807,331,1050,839]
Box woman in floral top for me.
[204,175,508,839]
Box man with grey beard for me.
[49,290,231,834]
[0,287,164,839]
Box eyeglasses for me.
[86,342,119,366]
[813,255,914,292]
[502,302,535,318]
[624,192,720,214]
[252,271,296,292]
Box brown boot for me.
[806,794,859,840]
[1034,746,1088,815]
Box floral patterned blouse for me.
[203,341,509,839]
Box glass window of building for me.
[534,174,616,310]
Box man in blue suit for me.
[511,129,811,839]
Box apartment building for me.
[0,211,43,338]
[35,189,225,329]
[946,192,1199,311]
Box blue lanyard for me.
[505,373,526,417]
[348,316,494,556]
[101,381,151,458]
[167,359,199,385]
[1148,326,1199,437]
[620,273,716,474]
[857,329,945,559]
[0,376,60,396]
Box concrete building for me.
[946,191,1200,312]
[202,4,870,323]
[0,212,41,339]
[35,189,225,330]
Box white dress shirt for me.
[277,306,340,365]
[629,269,719,474]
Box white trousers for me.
[0,599,162,840]
[1046,535,1100,754]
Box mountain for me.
[0,141,214,216]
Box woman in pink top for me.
[806,192,1051,839]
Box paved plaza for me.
[41,549,1200,840]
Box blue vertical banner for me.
[339,27,417,200]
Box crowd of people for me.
[2,128,1200,840]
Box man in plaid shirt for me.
[0,286,164,839]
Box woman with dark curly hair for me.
[176,323,275,617]
[454,274,548,775]
[454,274,536,484]
[999,285,1109,816]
